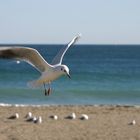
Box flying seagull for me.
[0,34,81,96]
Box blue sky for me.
[0,0,140,44]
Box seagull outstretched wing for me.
[0,47,52,72]
[51,34,81,65]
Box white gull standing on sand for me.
[36,116,42,124]
[50,115,58,120]
[80,114,89,120]
[0,34,81,95]
[25,112,32,119]
[65,112,76,119]
[8,113,19,119]
[129,120,136,125]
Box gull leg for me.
[43,83,47,96]
[47,82,51,96]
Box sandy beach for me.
[0,105,140,140]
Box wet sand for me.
[0,105,140,140]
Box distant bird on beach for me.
[80,114,89,120]
[0,34,81,96]
[50,115,58,120]
[66,112,76,120]
[8,113,19,119]
[25,112,32,119]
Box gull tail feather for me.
[27,80,42,88]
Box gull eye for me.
[61,68,63,71]
[64,69,66,73]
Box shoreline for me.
[0,105,140,140]
[0,103,140,108]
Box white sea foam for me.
[0,103,139,108]
[0,103,52,107]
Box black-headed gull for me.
[0,34,81,95]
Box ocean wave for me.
[0,103,140,108]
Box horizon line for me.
[0,43,140,46]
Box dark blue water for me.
[0,45,140,105]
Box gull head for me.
[58,65,71,79]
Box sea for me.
[0,44,140,106]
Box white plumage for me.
[0,34,81,95]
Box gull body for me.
[33,117,38,123]
[37,116,42,124]
[66,112,76,120]
[31,65,69,87]
[25,112,32,119]
[80,114,89,120]
[8,113,19,119]
[70,112,76,119]
[53,115,58,120]
[0,34,81,94]
[129,120,136,125]
[50,115,58,120]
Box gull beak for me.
[64,69,71,79]
[67,73,71,79]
